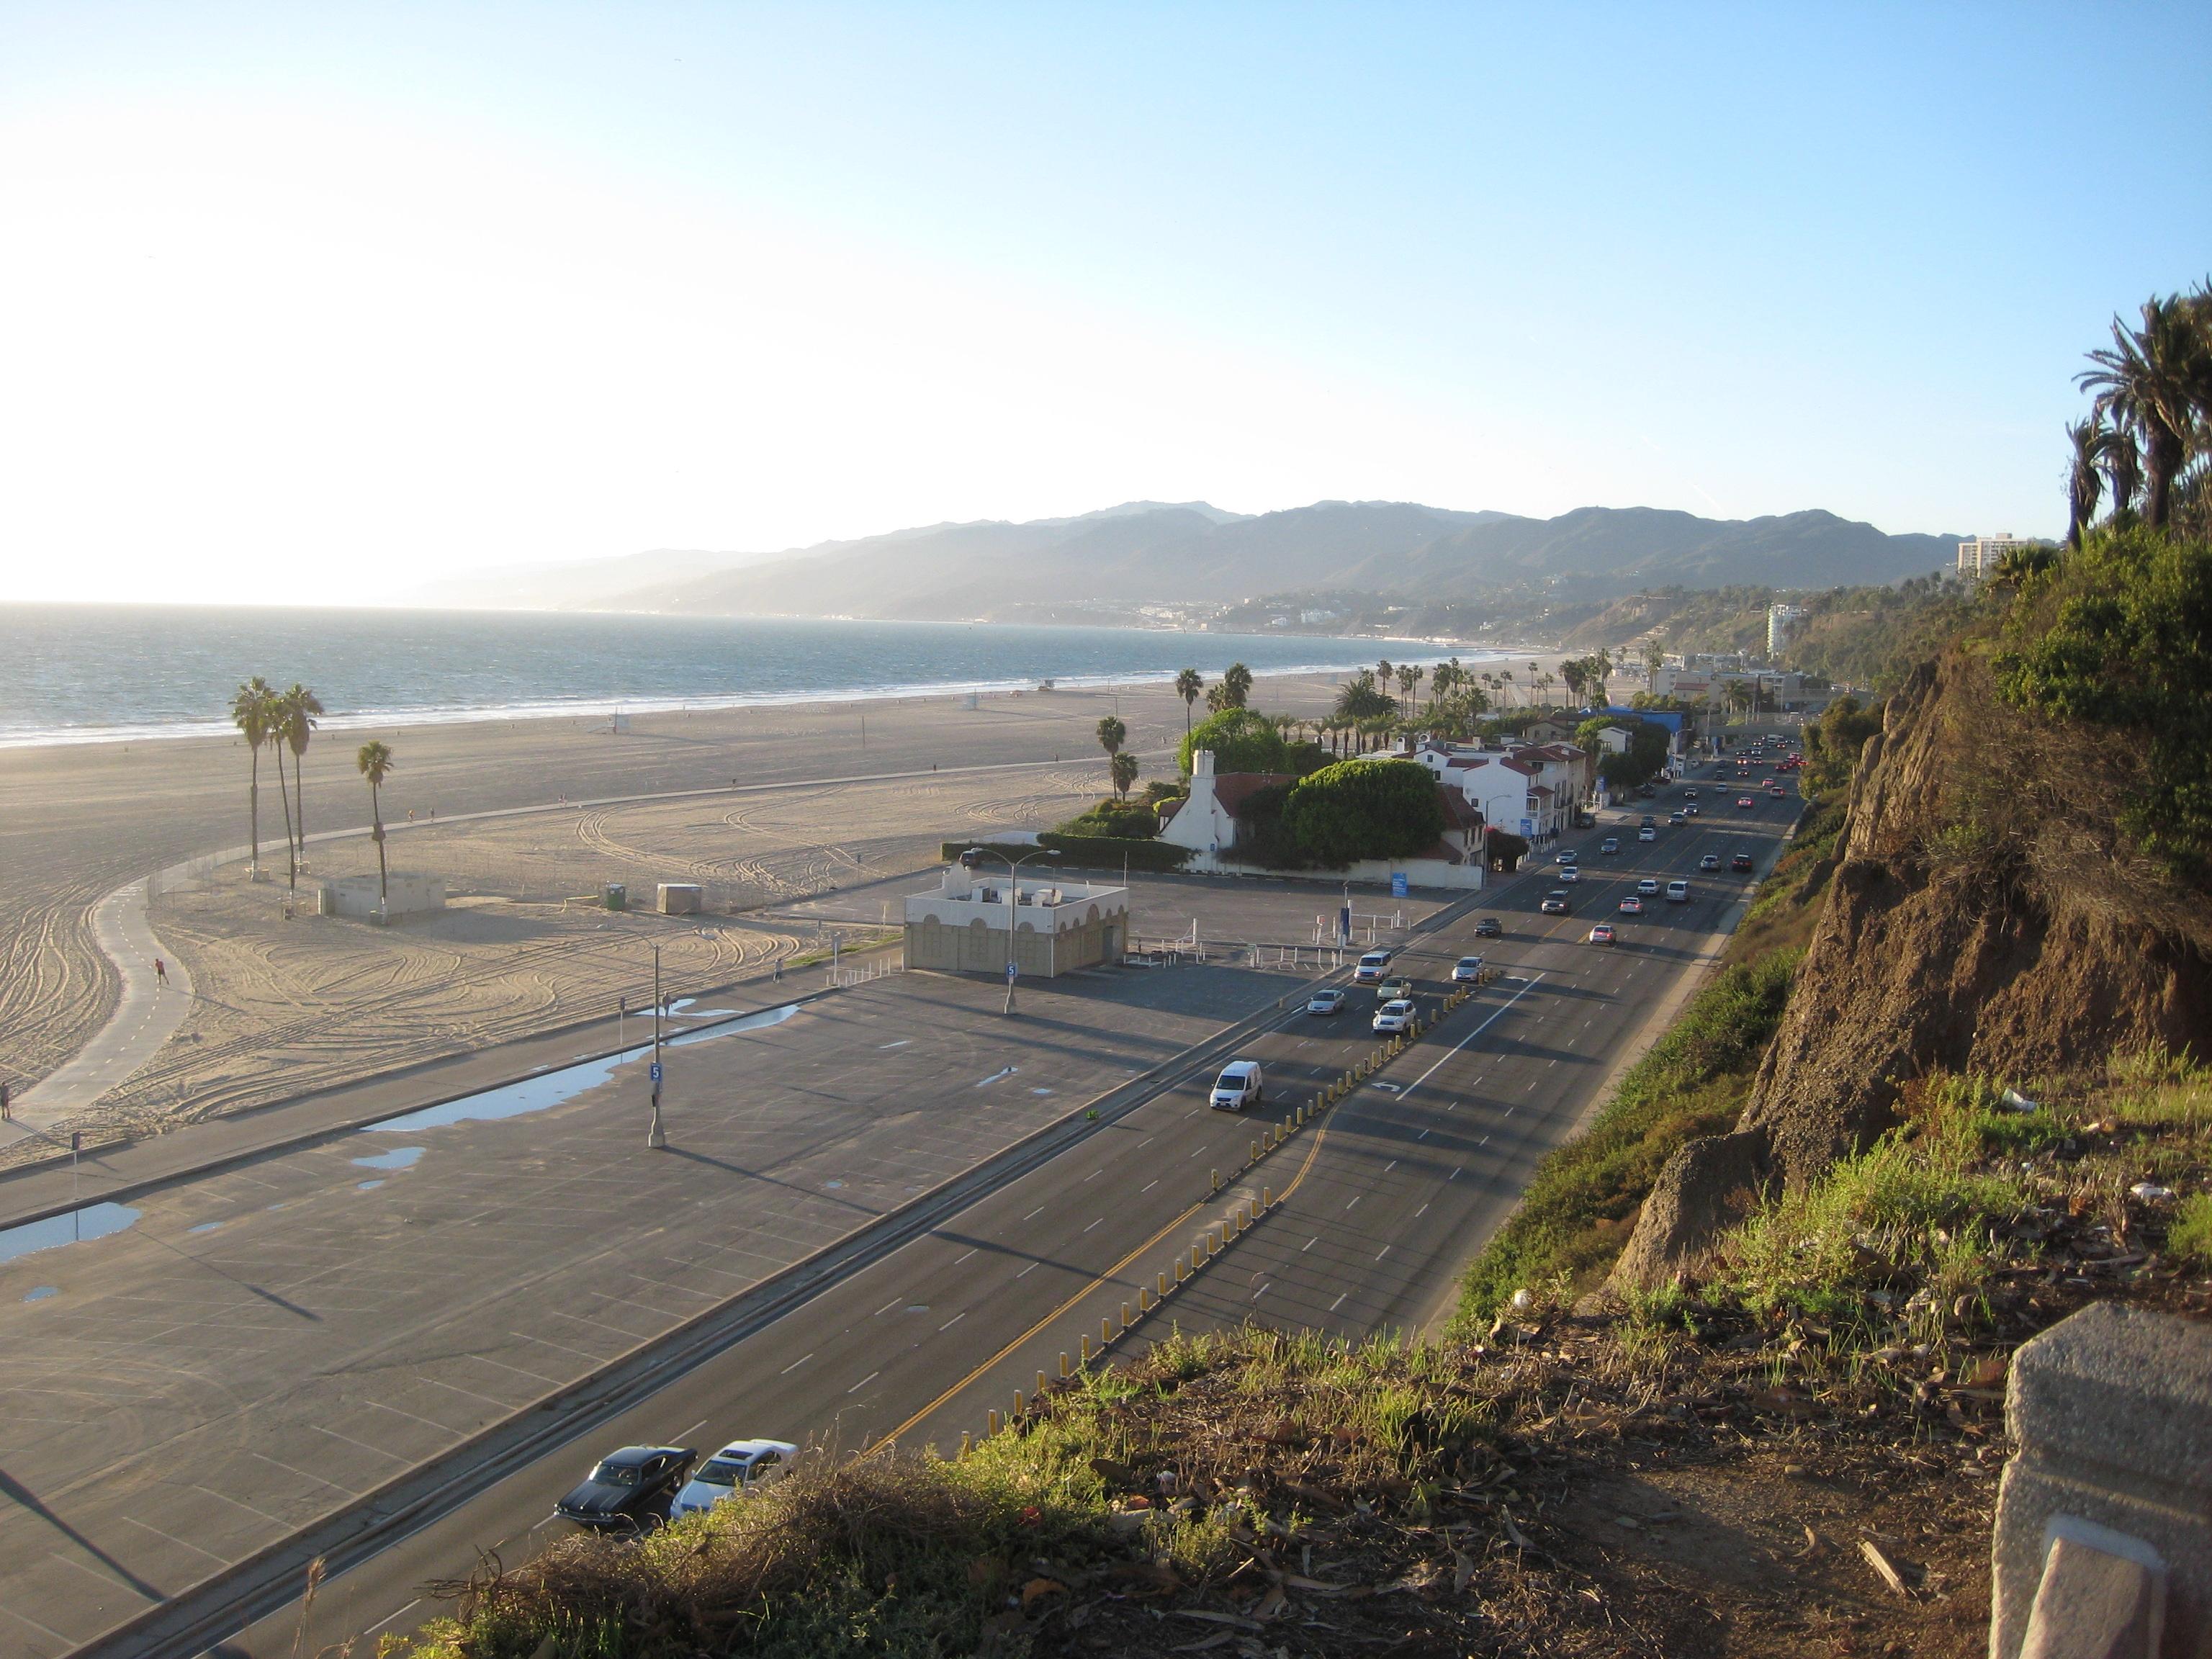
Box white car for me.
[1372,999,1415,1034]
[1666,880,1690,903]
[671,1439,796,1518]
[1637,825,1657,842]
[1352,950,1392,984]
[1558,866,1581,884]
[1637,878,1660,896]
[1307,987,1347,1016]
[1210,1061,1265,1112]
[1450,955,1485,983]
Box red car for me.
[1731,853,1755,872]
[1737,796,1755,809]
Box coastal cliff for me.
[1617,644,2212,1286]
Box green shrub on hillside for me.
[1055,798,1158,839]
[1993,527,2212,886]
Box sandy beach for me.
[0,668,1364,1138]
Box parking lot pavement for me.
[0,961,1302,1658]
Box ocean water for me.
[0,603,1449,749]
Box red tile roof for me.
[1212,773,1298,817]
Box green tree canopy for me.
[1179,706,1290,776]
[1282,758,1445,868]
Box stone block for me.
[1991,1302,2212,1659]
[2019,1521,2165,1659]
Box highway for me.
[198,768,1799,1658]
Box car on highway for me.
[1600,836,1620,854]
[1737,796,1755,809]
[672,1439,796,1519]
[1557,866,1581,884]
[1683,804,1700,816]
[1768,785,1788,798]
[1352,950,1392,984]
[1306,987,1347,1017]
[1731,853,1756,872]
[1376,974,1413,1002]
[1699,853,1722,871]
[1640,815,1657,828]
[1557,848,1579,866]
[557,1444,698,1531]
[1668,810,1686,824]
[1473,915,1503,938]
[1619,895,1644,914]
[1637,825,1657,842]
[1451,955,1485,983]
[1666,880,1690,902]
[1372,999,1416,1034]
[1539,889,1570,914]
[1587,922,1616,945]
[1210,1060,1266,1112]
[1683,788,1699,800]
[1636,877,1660,895]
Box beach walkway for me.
[2,878,193,1144]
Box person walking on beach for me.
[154,957,167,989]
[1,1082,12,1122]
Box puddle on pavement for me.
[366,1004,799,1136]
[0,1202,143,1266]
[351,1146,425,1172]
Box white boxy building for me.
[903,865,1129,978]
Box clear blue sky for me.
[3,2,2206,601]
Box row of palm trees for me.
[2066,282,2212,544]
[228,678,325,893]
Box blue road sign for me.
[649,1061,663,1083]
[1390,872,1409,899]
[1005,961,1019,981]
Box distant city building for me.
[1766,603,1808,655]
[1958,533,2026,580]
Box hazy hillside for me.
[429,500,1959,621]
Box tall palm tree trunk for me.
[248,746,261,877]
[372,785,388,904]
[292,743,308,868]
[273,735,297,891]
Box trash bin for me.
[604,883,626,912]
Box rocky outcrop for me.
[1617,652,2212,1288]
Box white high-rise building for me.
[1766,603,1807,655]
[1958,533,2025,579]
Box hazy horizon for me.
[4,4,2206,606]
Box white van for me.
[1352,950,1392,984]
[1665,880,1690,903]
[1210,1061,1265,1112]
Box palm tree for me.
[277,684,324,881]
[1989,543,2058,592]
[2078,292,2211,529]
[356,741,395,907]
[1725,680,1754,719]
[1375,658,1393,688]
[1109,751,1138,801]
[1220,662,1254,709]
[2064,415,2110,549]
[229,677,275,878]
[269,716,297,893]
[1174,668,1203,736]
[1095,714,1126,770]
[1396,663,1422,714]
[2103,427,2144,527]
[1642,641,1664,691]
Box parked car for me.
[1636,878,1660,895]
[1587,923,1616,945]
[672,1439,796,1519]
[1451,955,1485,983]
[1637,826,1656,842]
[1731,853,1755,872]
[1473,916,1503,939]
[1540,890,1570,914]
[1352,950,1391,984]
[1210,1061,1266,1111]
[1666,880,1690,903]
[557,1445,698,1531]
[1376,974,1413,1002]
[1619,896,1644,914]
[1600,836,1620,855]
[1306,987,1346,1017]
[1372,999,1416,1034]
[1699,853,1722,871]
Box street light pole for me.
[647,944,666,1148]
[967,846,1060,1015]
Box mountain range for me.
[412,500,1962,620]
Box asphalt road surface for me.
[205,775,1798,1658]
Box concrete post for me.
[1991,1303,2212,1659]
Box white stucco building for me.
[903,865,1128,977]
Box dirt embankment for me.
[1619,649,2212,1286]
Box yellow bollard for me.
[1014,1390,1025,1417]
[1211,1168,1221,1193]
[1082,1334,1092,1364]
[1156,1271,1168,1297]
[1102,1316,1112,1346]
[987,1409,1001,1436]
[1177,1256,1187,1282]
[1263,1185,1272,1208]
[1060,1352,1071,1379]
[1249,1138,1260,1162]
[1037,1370,1048,1395]
[1120,1300,1131,1329]
[959,1431,972,1457]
